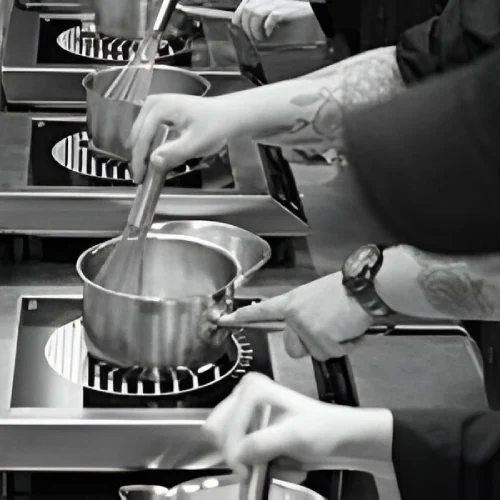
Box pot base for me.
[45,318,253,398]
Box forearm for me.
[375,245,500,321]
[215,46,405,153]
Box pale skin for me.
[128,44,500,483]
[128,45,404,179]
[218,245,500,360]
[233,0,324,42]
[205,244,500,485]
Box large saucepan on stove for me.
[82,66,210,162]
[76,222,271,369]
[118,475,327,500]
[91,0,188,40]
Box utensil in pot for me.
[240,404,272,500]
[103,0,181,103]
[78,234,240,369]
[83,65,210,162]
[77,222,271,369]
[93,124,170,296]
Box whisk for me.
[94,125,170,296]
[103,0,180,103]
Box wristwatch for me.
[342,244,394,318]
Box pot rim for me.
[151,220,272,285]
[76,234,241,303]
[135,473,327,499]
[81,64,211,99]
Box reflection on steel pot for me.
[151,220,272,287]
[77,234,240,369]
[82,66,210,162]
[92,0,159,40]
[119,475,327,500]
[77,222,270,369]
[119,484,169,500]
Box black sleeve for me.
[344,46,500,255]
[397,0,500,84]
[392,409,500,500]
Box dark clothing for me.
[316,0,500,83]
[392,409,500,500]
[313,0,446,55]
[344,46,500,254]
[396,0,500,83]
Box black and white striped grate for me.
[45,319,253,397]
[56,25,173,63]
[51,131,203,183]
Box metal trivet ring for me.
[52,131,132,182]
[52,132,201,183]
[44,319,253,397]
[56,25,173,63]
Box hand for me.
[128,94,230,183]
[217,272,374,360]
[203,372,394,480]
[233,0,318,42]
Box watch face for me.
[345,245,380,279]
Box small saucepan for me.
[77,222,271,369]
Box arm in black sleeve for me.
[343,47,500,255]
[392,409,500,500]
[397,0,500,83]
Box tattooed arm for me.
[375,246,500,321]
[215,46,405,155]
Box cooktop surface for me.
[29,119,233,189]
[11,297,273,410]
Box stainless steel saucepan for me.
[92,0,188,40]
[82,66,210,162]
[76,222,271,370]
[118,476,327,500]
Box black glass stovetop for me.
[29,118,233,188]
[15,297,273,409]
[36,17,201,67]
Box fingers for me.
[149,129,189,171]
[282,325,309,358]
[217,295,289,326]
[237,419,299,465]
[232,0,250,26]
[233,0,273,42]
[263,11,280,37]
[271,466,308,485]
[129,95,177,183]
[203,373,314,474]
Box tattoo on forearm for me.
[405,247,495,319]
[257,47,405,154]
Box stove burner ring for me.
[57,25,173,63]
[44,319,253,397]
[52,132,200,183]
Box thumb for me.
[150,137,190,172]
[237,419,298,465]
[263,12,281,37]
[217,295,289,326]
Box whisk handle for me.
[153,0,180,33]
[127,125,170,231]
[128,167,167,231]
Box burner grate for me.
[51,131,204,183]
[57,25,173,63]
[45,319,253,397]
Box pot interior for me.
[80,236,239,300]
[85,66,210,99]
